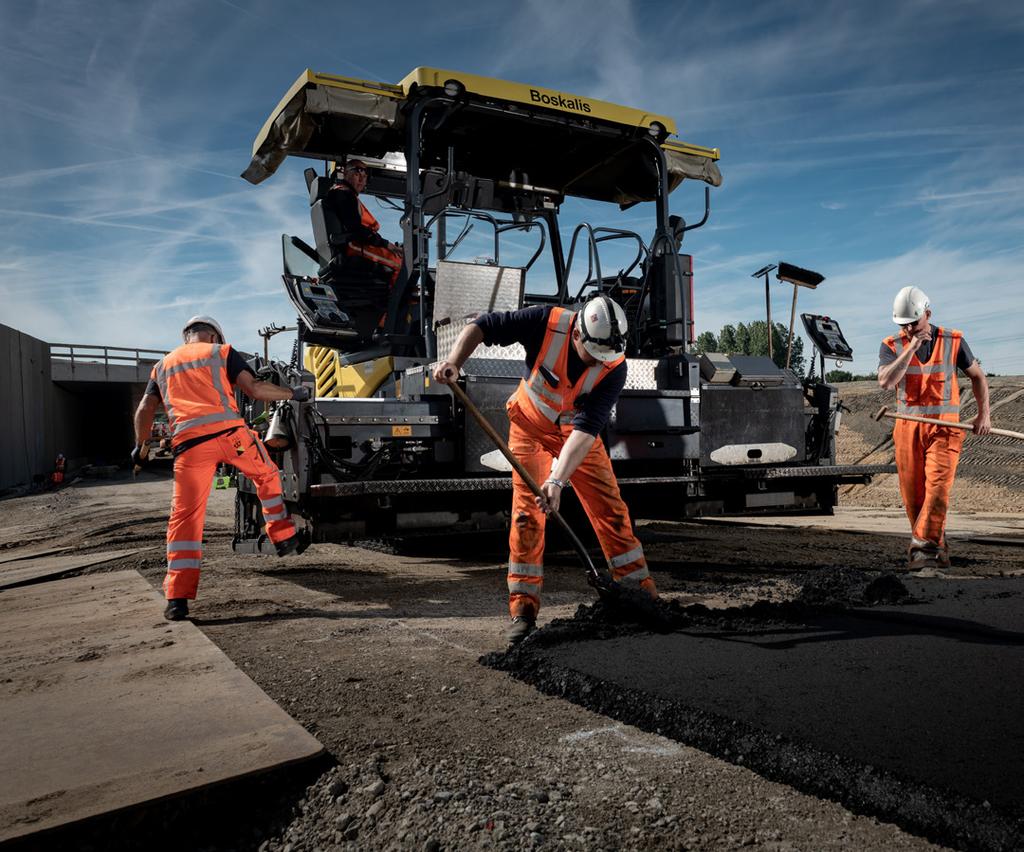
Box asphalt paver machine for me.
[233,68,890,551]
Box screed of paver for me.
[0,549,144,590]
[0,570,323,842]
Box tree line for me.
[693,320,877,382]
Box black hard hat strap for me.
[579,296,623,349]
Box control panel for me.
[801,313,853,361]
[300,280,350,327]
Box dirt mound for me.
[834,377,1024,512]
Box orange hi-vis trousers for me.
[893,419,964,558]
[164,429,296,600]
[505,413,656,620]
[347,243,402,287]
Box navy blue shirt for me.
[473,305,626,436]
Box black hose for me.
[304,405,393,482]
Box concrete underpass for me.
[0,324,165,491]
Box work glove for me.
[290,386,311,402]
[130,444,149,470]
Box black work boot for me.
[275,533,305,557]
[908,540,946,577]
[506,615,536,647]
[164,598,189,621]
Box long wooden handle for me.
[448,381,541,494]
[881,410,1024,440]
[447,380,602,581]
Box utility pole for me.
[751,264,777,359]
[258,324,297,362]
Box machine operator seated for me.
[321,159,403,288]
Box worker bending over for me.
[133,316,310,620]
[434,296,657,645]
[878,286,991,575]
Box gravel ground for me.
[1,381,1021,851]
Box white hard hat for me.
[578,296,628,362]
[182,315,226,344]
[892,286,930,325]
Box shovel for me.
[447,380,666,628]
[873,405,1024,440]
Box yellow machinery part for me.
[304,345,339,397]
[399,67,677,135]
[303,346,393,398]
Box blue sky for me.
[1,0,1021,375]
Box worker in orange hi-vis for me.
[434,296,657,646]
[878,287,991,576]
[132,316,311,621]
[325,159,403,287]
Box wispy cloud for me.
[0,0,1021,377]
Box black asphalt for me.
[488,575,1024,851]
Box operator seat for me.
[305,169,399,345]
[307,172,355,274]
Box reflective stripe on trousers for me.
[346,243,402,287]
[508,561,544,606]
[261,494,288,522]
[506,416,657,618]
[608,544,649,585]
[893,418,963,553]
[164,429,296,600]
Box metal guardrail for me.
[49,343,169,369]
[49,343,170,383]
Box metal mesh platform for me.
[739,464,897,480]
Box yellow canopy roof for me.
[243,68,721,205]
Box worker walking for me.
[133,316,310,620]
[878,287,991,575]
[434,297,657,645]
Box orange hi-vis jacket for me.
[882,327,963,422]
[346,200,402,275]
[151,343,246,448]
[511,307,624,432]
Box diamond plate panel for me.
[462,355,526,378]
[435,323,525,364]
[433,260,525,321]
[624,359,659,390]
[307,473,712,497]
[310,477,512,496]
[744,464,898,480]
[430,356,651,384]
[423,356,526,381]
[434,261,525,363]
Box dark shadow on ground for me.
[5,753,333,852]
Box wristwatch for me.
[545,477,568,489]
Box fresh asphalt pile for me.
[486,569,1024,852]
